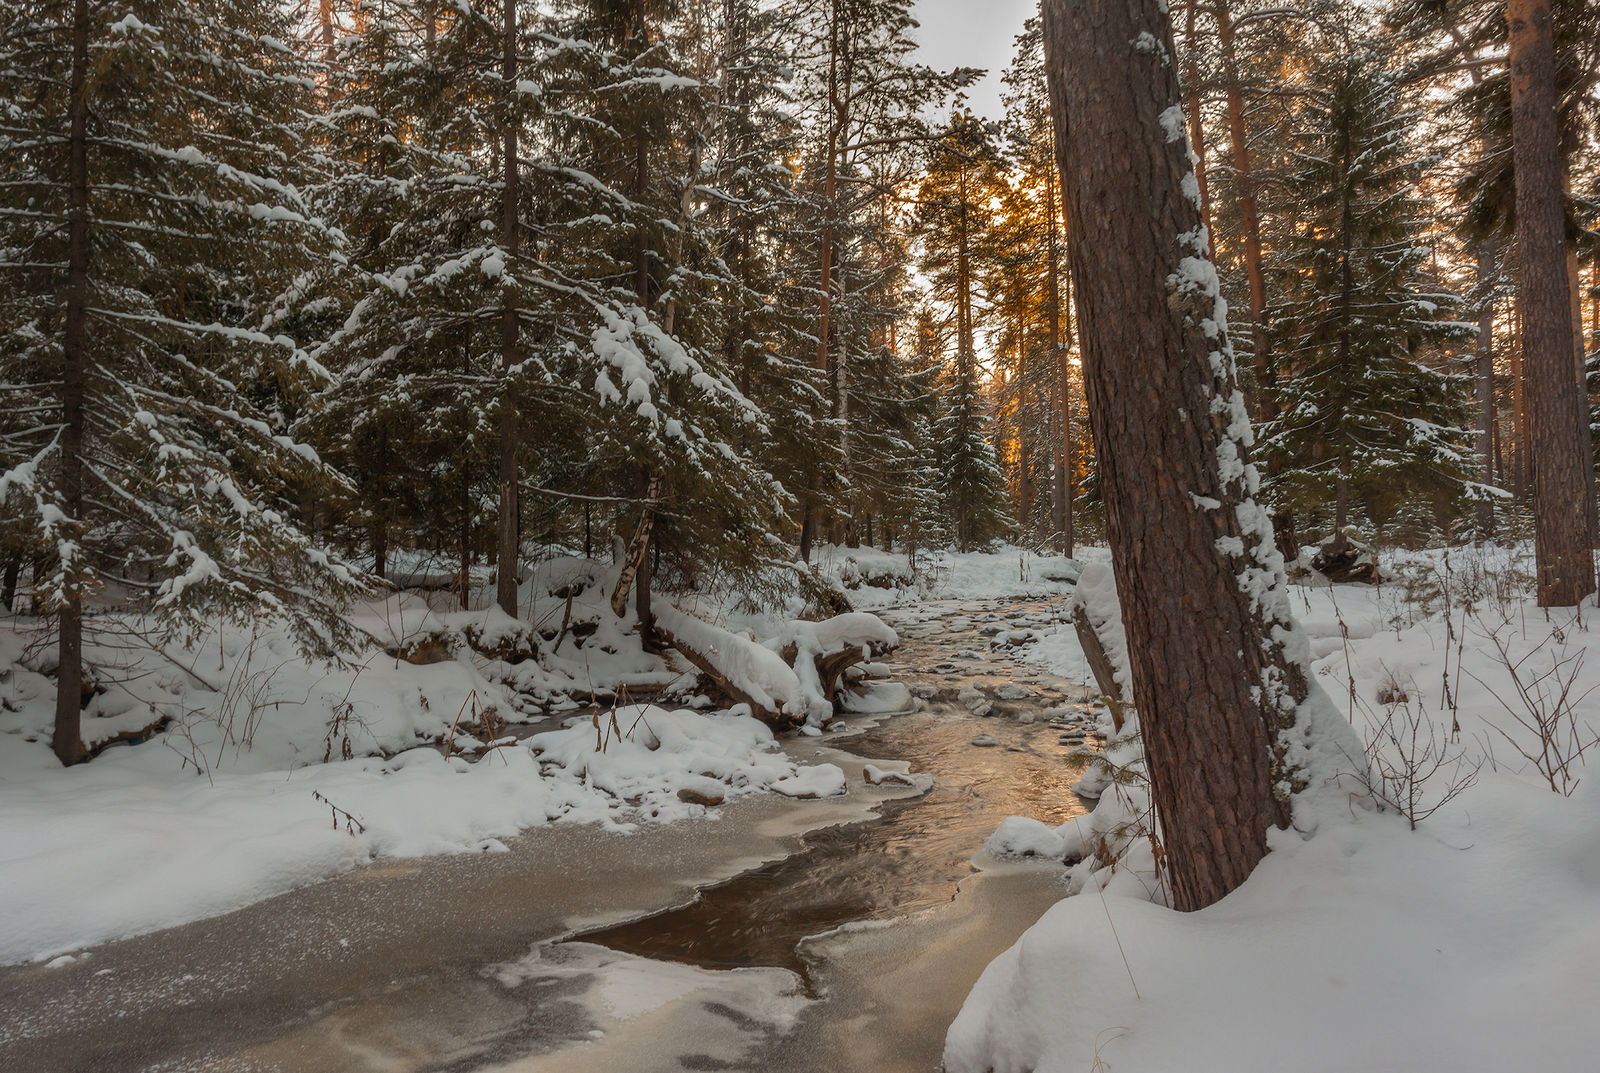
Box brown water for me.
[579,599,1097,980]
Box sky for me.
[911,0,1038,121]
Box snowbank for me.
[949,543,1600,1073]
[0,599,850,965]
[807,543,1087,609]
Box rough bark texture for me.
[610,474,663,617]
[1044,0,1309,910]
[1508,0,1596,605]
[1475,239,1497,536]
[495,0,522,617]
[54,0,92,766]
[1214,0,1272,421]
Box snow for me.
[948,543,1600,1073]
[0,582,856,964]
[805,543,1083,610]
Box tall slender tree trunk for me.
[1046,165,1074,556]
[610,475,663,618]
[54,0,92,766]
[1476,238,1498,536]
[1214,0,1272,420]
[495,0,522,617]
[1512,297,1529,499]
[2,559,19,615]
[816,0,842,376]
[1044,0,1317,910]
[1567,245,1596,546]
[1181,0,1212,230]
[319,0,336,64]
[1508,0,1596,604]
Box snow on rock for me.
[839,680,912,714]
[771,763,847,799]
[526,704,844,811]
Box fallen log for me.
[653,605,898,732]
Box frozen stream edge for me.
[0,598,1092,1073]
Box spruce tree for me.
[1260,43,1476,541]
[0,0,365,764]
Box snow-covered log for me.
[652,606,898,731]
[1065,564,1130,722]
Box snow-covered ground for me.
[0,542,1064,966]
[949,543,1600,1072]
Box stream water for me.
[581,700,1089,979]
[0,598,1099,1073]
[509,597,1102,1073]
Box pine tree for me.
[0,0,366,764]
[1259,42,1477,541]
[916,111,1011,549]
[990,24,1086,553]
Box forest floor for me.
[7,543,1599,1073]
[0,593,1098,1073]
[946,544,1600,1072]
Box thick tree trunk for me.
[495,0,522,617]
[1044,0,1312,910]
[1476,239,1498,536]
[1508,0,1596,604]
[54,0,92,766]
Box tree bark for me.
[54,0,92,766]
[1508,0,1596,604]
[1214,0,1271,420]
[816,0,844,376]
[1044,0,1312,910]
[495,0,522,618]
[1567,245,1596,547]
[1475,239,1498,537]
[610,475,663,617]
[1181,0,1213,230]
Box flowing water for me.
[579,700,1090,979]
[0,598,1100,1073]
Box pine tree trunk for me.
[1181,0,1212,229]
[1215,0,1272,421]
[1512,297,1529,499]
[1508,0,1596,605]
[816,0,842,376]
[495,0,522,618]
[54,0,92,766]
[1046,166,1074,556]
[319,0,336,64]
[1476,239,1498,537]
[1567,246,1596,546]
[1044,0,1311,910]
